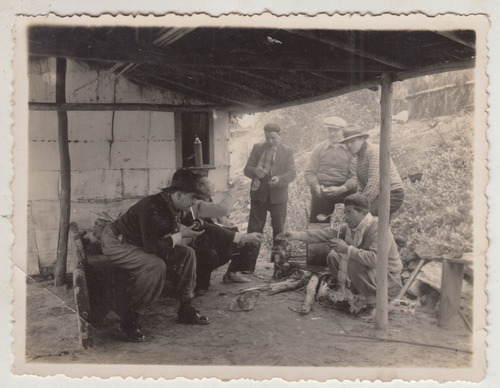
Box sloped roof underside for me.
[29,26,476,112]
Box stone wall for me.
[28,58,231,274]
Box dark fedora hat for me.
[168,169,204,196]
[339,126,369,144]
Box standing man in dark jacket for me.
[243,123,296,273]
[100,170,211,342]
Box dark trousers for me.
[309,187,357,223]
[193,224,248,291]
[100,224,197,317]
[369,188,405,218]
[245,200,287,272]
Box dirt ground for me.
[25,252,472,368]
[24,114,475,371]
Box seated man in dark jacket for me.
[279,193,402,322]
[180,176,263,293]
[100,170,211,342]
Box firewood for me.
[269,277,309,295]
[300,274,319,314]
[237,274,310,295]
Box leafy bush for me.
[391,117,474,261]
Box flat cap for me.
[323,116,347,129]
[263,123,282,133]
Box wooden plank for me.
[54,57,71,287]
[438,261,465,329]
[288,30,406,70]
[29,102,221,112]
[69,223,93,349]
[391,259,425,304]
[375,72,393,330]
[434,31,476,50]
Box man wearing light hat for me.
[340,126,405,217]
[279,193,402,321]
[243,123,297,273]
[304,116,357,223]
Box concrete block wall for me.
[27,58,231,275]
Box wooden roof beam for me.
[434,31,476,50]
[286,30,407,71]
[202,73,281,103]
[132,69,257,108]
[153,28,196,47]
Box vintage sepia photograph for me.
[11,13,488,381]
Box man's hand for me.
[322,186,344,198]
[180,224,205,238]
[254,166,266,179]
[330,238,348,254]
[338,255,350,288]
[277,230,298,241]
[315,185,324,196]
[240,232,263,244]
[269,176,280,187]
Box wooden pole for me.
[375,72,393,330]
[54,57,71,287]
[438,260,465,329]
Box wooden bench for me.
[70,222,133,348]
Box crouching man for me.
[279,193,402,321]
[100,170,211,342]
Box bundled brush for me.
[316,278,364,314]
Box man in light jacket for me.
[279,193,402,321]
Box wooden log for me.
[375,72,393,330]
[69,222,93,348]
[300,274,319,315]
[54,57,71,287]
[438,260,464,329]
[269,277,309,295]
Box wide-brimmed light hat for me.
[339,126,369,143]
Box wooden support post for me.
[375,72,393,330]
[54,57,71,287]
[439,260,464,329]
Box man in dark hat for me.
[279,193,402,321]
[242,123,296,273]
[304,116,357,222]
[100,169,211,342]
[340,126,405,217]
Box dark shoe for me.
[178,304,211,325]
[358,305,376,322]
[195,289,208,296]
[120,313,146,342]
[223,272,251,283]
